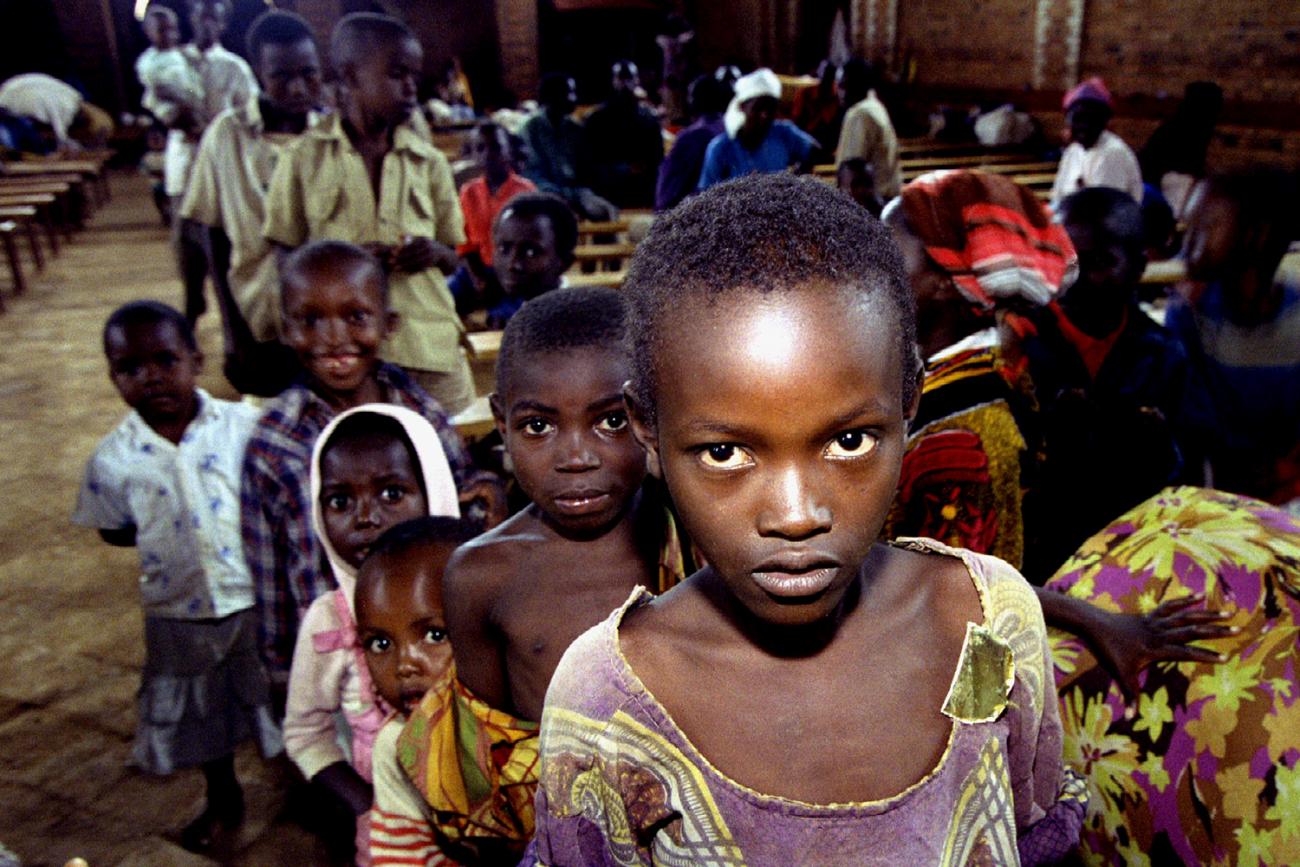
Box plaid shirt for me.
[241,363,478,681]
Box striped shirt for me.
[240,363,475,681]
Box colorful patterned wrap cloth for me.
[1046,486,1300,865]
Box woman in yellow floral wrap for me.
[1047,487,1300,865]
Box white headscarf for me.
[724,68,781,139]
[309,404,460,605]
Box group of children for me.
[66,4,1299,865]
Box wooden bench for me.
[451,394,497,441]
[1139,259,1187,285]
[565,270,627,289]
[577,219,631,244]
[573,242,637,268]
[465,330,502,362]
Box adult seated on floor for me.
[697,68,818,191]
[583,61,664,209]
[0,72,113,154]
[1049,77,1143,208]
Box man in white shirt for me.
[834,58,901,201]
[1050,77,1143,208]
[164,0,258,327]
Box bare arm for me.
[442,545,512,711]
[1035,586,1233,699]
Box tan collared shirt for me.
[181,99,313,340]
[263,112,466,373]
[835,90,902,199]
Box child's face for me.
[633,285,911,627]
[320,435,428,567]
[470,127,511,178]
[1062,220,1138,311]
[189,1,229,47]
[1066,101,1107,149]
[105,320,201,425]
[492,347,645,535]
[494,213,566,300]
[282,263,393,399]
[356,543,455,715]
[144,11,180,50]
[346,37,422,126]
[257,37,322,117]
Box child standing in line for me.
[73,301,282,854]
[135,6,204,129]
[531,174,1085,865]
[395,287,693,863]
[359,516,478,866]
[285,404,460,865]
[263,12,476,416]
[240,241,497,698]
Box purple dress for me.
[531,539,1086,866]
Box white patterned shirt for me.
[73,389,261,619]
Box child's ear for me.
[192,349,205,375]
[623,382,661,479]
[384,310,400,338]
[903,346,923,423]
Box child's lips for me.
[316,354,362,378]
[551,490,611,516]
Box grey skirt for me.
[134,608,283,776]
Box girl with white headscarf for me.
[697,68,819,191]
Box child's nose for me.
[556,431,599,471]
[756,464,832,539]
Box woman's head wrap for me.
[899,170,1077,311]
[724,67,781,138]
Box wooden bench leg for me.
[25,218,44,271]
[39,204,59,257]
[1,222,24,302]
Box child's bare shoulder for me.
[444,508,549,597]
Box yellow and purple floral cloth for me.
[1046,486,1300,865]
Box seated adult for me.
[696,68,817,191]
[833,58,901,201]
[0,72,113,152]
[654,73,730,211]
[582,61,664,209]
[1167,168,1300,505]
[1049,77,1143,207]
[1138,81,1223,219]
[520,72,616,221]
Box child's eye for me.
[379,485,408,503]
[423,626,448,644]
[520,418,553,437]
[825,431,877,460]
[363,635,391,654]
[698,444,753,470]
[323,493,351,511]
[348,309,371,325]
[597,412,628,433]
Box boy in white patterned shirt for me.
[72,301,281,854]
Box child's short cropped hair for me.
[330,12,415,72]
[103,300,196,354]
[494,287,627,395]
[624,173,915,422]
[246,9,314,61]
[280,239,389,308]
[1057,187,1145,258]
[495,192,580,262]
[362,515,477,567]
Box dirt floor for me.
[0,172,335,866]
